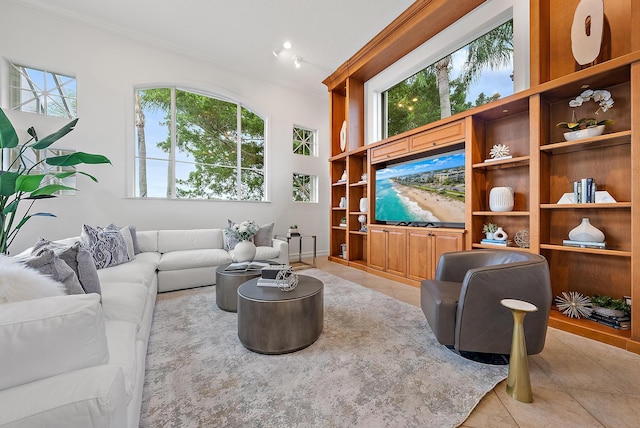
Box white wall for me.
[0,0,329,255]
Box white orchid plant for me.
[225,220,259,242]
[557,89,614,131]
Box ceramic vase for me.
[489,187,514,212]
[564,124,605,142]
[234,240,256,262]
[359,197,368,213]
[339,197,347,208]
[568,218,605,243]
[493,227,508,241]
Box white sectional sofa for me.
[0,228,288,428]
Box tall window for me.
[134,87,265,200]
[292,126,317,156]
[383,20,513,138]
[8,63,77,118]
[292,173,317,202]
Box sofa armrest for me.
[0,294,109,391]
[271,238,289,265]
[0,365,127,428]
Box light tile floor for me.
[315,257,640,428]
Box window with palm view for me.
[134,87,265,200]
[383,19,513,138]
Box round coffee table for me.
[215,264,263,312]
[237,275,323,354]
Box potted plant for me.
[556,89,615,141]
[590,295,631,318]
[287,224,299,237]
[0,109,111,254]
[482,223,498,240]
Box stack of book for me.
[562,239,606,249]
[587,312,631,330]
[257,265,294,288]
[574,177,597,203]
[481,238,512,246]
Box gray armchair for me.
[420,249,552,355]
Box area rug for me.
[140,269,507,427]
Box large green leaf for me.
[15,213,56,230]
[32,118,79,150]
[29,184,75,197]
[15,174,46,193]
[0,171,18,196]
[46,152,111,166]
[0,109,19,149]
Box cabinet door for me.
[407,230,432,281]
[386,229,407,277]
[368,226,387,271]
[431,232,464,274]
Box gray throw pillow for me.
[128,225,141,254]
[254,222,274,247]
[32,239,102,295]
[23,249,85,295]
[81,224,130,269]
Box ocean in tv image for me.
[375,150,465,224]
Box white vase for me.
[493,227,508,241]
[564,124,605,141]
[489,187,514,212]
[568,218,605,243]
[485,232,495,240]
[234,240,256,262]
[359,197,368,213]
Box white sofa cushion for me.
[100,282,149,329]
[254,246,280,261]
[105,321,138,403]
[0,294,109,391]
[136,230,158,253]
[97,255,159,289]
[0,364,127,428]
[158,248,232,271]
[157,229,223,252]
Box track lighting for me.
[293,55,303,68]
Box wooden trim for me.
[631,62,640,342]
[322,0,484,91]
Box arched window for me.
[134,87,265,201]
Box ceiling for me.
[14,0,416,97]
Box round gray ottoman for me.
[237,275,323,354]
[216,264,262,312]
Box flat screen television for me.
[375,148,465,227]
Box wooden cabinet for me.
[367,226,406,276]
[370,138,409,164]
[407,229,464,281]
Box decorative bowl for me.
[564,125,605,141]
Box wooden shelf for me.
[540,202,631,209]
[472,155,530,170]
[472,243,530,251]
[540,243,631,257]
[349,231,367,236]
[332,181,347,187]
[548,310,631,350]
[540,130,631,154]
[349,181,368,187]
[473,211,530,216]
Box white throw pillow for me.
[0,255,66,304]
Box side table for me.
[275,234,316,269]
[501,298,538,403]
[215,264,262,312]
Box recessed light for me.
[283,41,292,50]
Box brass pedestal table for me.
[500,298,538,403]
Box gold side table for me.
[500,298,538,403]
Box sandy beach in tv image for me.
[375,150,466,224]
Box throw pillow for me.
[32,239,102,295]
[0,255,66,303]
[254,222,274,247]
[22,249,85,295]
[119,225,136,261]
[128,225,141,254]
[81,224,130,269]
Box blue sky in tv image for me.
[375,150,466,224]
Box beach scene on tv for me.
[375,150,465,224]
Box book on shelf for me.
[257,276,296,288]
[562,240,606,249]
[573,177,597,204]
[587,315,631,330]
[589,312,630,323]
[224,261,271,272]
[480,239,512,246]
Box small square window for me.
[293,126,317,156]
[8,62,77,118]
[292,173,317,202]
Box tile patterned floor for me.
[315,257,640,428]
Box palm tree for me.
[436,20,513,118]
